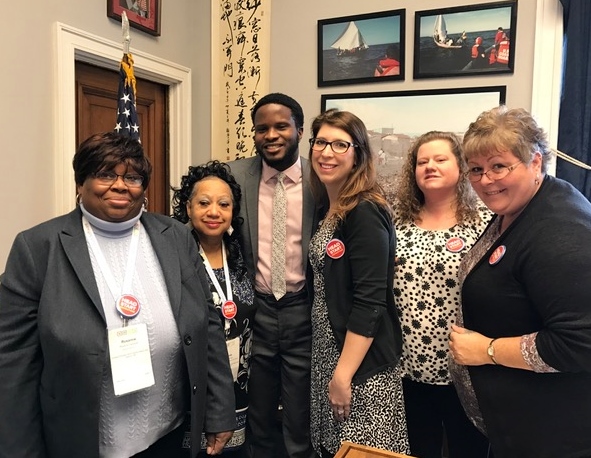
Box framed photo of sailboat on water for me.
[318,9,406,87]
[413,1,517,79]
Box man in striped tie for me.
[229,93,319,458]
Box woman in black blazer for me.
[307,109,409,457]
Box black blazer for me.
[314,200,402,384]
[0,208,235,458]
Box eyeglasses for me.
[466,161,522,182]
[93,171,144,187]
[309,138,357,154]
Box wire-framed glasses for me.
[466,161,522,182]
[309,138,357,154]
[93,171,144,187]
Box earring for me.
[227,225,234,236]
[534,174,540,186]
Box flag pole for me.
[115,11,140,141]
[122,11,131,54]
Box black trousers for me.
[246,290,317,458]
[403,378,491,458]
[132,422,186,458]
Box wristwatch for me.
[487,338,498,365]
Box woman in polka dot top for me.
[392,131,492,458]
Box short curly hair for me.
[171,160,246,279]
[463,105,552,173]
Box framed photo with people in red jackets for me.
[413,1,517,79]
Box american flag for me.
[114,53,140,141]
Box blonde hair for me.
[463,105,552,173]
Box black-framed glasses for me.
[466,161,522,182]
[309,138,357,154]
[93,171,144,187]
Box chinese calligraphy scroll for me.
[212,0,270,161]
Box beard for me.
[258,141,300,171]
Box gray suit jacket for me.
[0,208,235,458]
[228,155,316,283]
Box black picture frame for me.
[318,9,406,87]
[413,1,517,79]
[321,86,506,199]
[107,0,161,37]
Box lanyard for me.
[199,240,234,332]
[82,216,141,324]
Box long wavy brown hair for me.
[309,109,393,221]
[394,131,480,224]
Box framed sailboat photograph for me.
[318,9,406,87]
[413,1,517,79]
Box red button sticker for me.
[489,245,506,265]
[446,237,465,253]
[116,294,141,318]
[326,239,345,259]
[222,300,237,320]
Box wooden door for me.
[75,61,169,215]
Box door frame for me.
[55,22,192,215]
[532,0,563,175]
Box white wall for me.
[269,0,538,142]
[0,1,211,269]
[0,0,559,270]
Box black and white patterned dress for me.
[309,217,410,455]
[193,250,255,457]
[393,207,491,385]
[394,208,492,385]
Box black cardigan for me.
[310,200,402,384]
[462,176,591,458]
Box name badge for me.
[226,337,240,382]
[108,323,155,396]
